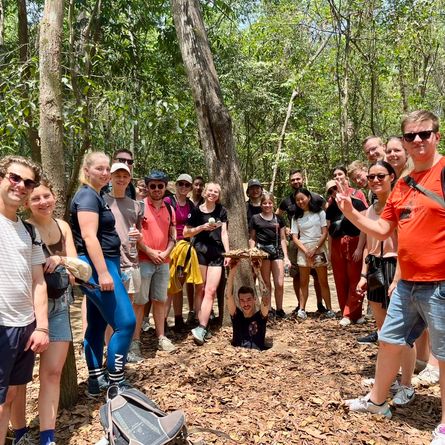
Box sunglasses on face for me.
[148,183,165,190]
[402,130,434,143]
[6,172,39,190]
[115,157,134,166]
[367,173,389,181]
[177,181,191,187]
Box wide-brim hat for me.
[62,257,92,282]
[325,180,337,193]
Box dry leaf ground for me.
[20,278,437,444]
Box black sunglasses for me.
[367,173,389,181]
[148,183,165,190]
[6,172,39,190]
[177,181,191,187]
[402,130,434,143]
[115,157,134,166]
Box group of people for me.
[0,108,444,445]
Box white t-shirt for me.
[291,210,327,244]
[0,213,45,327]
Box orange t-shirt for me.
[381,157,445,281]
[139,198,176,264]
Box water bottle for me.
[128,224,138,256]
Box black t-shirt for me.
[325,198,367,237]
[279,191,326,222]
[186,203,228,246]
[246,201,262,226]
[70,185,121,257]
[249,213,285,246]
[231,308,267,350]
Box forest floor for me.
[20,276,438,445]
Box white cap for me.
[176,174,192,184]
[110,162,131,174]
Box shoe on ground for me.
[291,306,300,317]
[186,310,197,326]
[339,317,352,327]
[191,326,207,345]
[355,317,366,325]
[127,339,143,363]
[141,317,151,332]
[412,363,440,387]
[345,396,392,419]
[325,310,336,319]
[158,335,176,352]
[317,303,328,314]
[431,425,445,445]
[275,309,286,319]
[415,359,428,374]
[204,329,212,340]
[173,317,188,333]
[357,331,378,345]
[86,373,109,398]
[392,385,415,406]
[297,309,307,320]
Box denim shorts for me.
[135,262,169,305]
[0,322,36,404]
[48,288,73,342]
[379,280,445,360]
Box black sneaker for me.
[86,373,109,398]
[291,306,300,317]
[317,303,328,314]
[275,309,287,319]
[357,331,378,345]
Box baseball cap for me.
[176,174,192,184]
[110,163,130,175]
[247,179,263,191]
[325,180,337,193]
[145,170,169,184]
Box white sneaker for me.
[361,378,401,395]
[297,309,307,320]
[127,340,143,363]
[431,425,445,445]
[141,317,151,332]
[339,317,352,327]
[158,335,176,352]
[345,396,392,419]
[412,363,440,387]
[392,385,415,406]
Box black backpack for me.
[99,386,187,445]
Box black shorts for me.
[194,242,224,267]
[0,321,36,404]
[367,257,397,309]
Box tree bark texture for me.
[18,0,41,162]
[59,341,78,409]
[39,0,66,217]
[171,0,251,325]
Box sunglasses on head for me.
[177,181,191,187]
[148,183,165,190]
[402,130,434,143]
[367,173,389,181]
[6,172,39,190]
[115,157,134,166]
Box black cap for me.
[247,179,262,191]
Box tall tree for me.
[172,0,251,322]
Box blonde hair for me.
[260,191,276,206]
[78,152,109,185]
[347,160,367,177]
[203,182,221,198]
[401,110,439,133]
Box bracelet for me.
[35,327,49,334]
[361,273,367,278]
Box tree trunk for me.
[0,0,4,48]
[171,0,250,326]
[39,0,78,406]
[17,0,40,162]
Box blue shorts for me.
[0,322,36,404]
[379,280,445,360]
[135,262,169,305]
[48,289,73,342]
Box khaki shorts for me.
[122,266,141,295]
[134,262,169,305]
[297,242,328,268]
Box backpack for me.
[22,218,70,299]
[99,386,187,445]
[168,195,194,212]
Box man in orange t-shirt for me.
[336,110,445,444]
[133,170,177,353]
